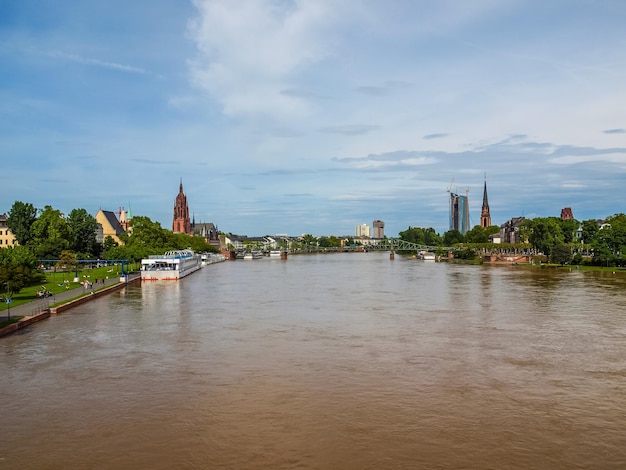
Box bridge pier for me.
[390,251,395,260]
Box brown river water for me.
[2,253,626,469]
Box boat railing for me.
[146,249,195,260]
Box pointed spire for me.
[482,175,489,209]
[179,177,183,193]
[480,173,492,228]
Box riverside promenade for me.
[0,273,141,336]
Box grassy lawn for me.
[0,263,140,311]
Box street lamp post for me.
[4,281,10,322]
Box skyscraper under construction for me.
[449,189,469,235]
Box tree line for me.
[399,213,626,266]
[1,201,216,294]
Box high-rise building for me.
[373,220,385,238]
[480,178,491,228]
[449,191,469,235]
[173,180,192,235]
[356,224,370,237]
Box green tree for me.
[30,206,70,258]
[56,250,79,276]
[399,227,441,246]
[399,227,426,244]
[465,225,489,243]
[581,219,599,245]
[301,234,317,247]
[318,237,331,248]
[551,243,572,265]
[455,248,478,260]
[327,236,342,247]
[169,232,215,253]
[122,216,168,250]
[6,201,38,246]
[485,225,501,236]
[102,235,118,253]
[443,230,464,246]
[524,217,564,256]
[423,228,441,246]
[35,239,72,261]
[67,208,100,257]
[558,218,580,244]
[0,245,44,294]
[103,215,215,263]
[594,214,626,266]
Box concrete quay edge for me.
[0,275,141,338]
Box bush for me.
[551,243,572,265]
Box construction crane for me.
[446,177,455,194]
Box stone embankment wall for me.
[485,254,531,263]
[0,276,141,338]
[0,311,51,338]
[49,277,139,314]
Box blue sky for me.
[1,0,625,237]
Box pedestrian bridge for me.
[361,239,455,253]
[295,239,457,254]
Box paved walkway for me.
[0,274,139,322]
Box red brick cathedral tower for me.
[172,179,192,235]
[480,176,491,228]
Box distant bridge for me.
[291,239,458,254]
[363,239,455,253]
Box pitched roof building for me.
[500,217,525,244]
[193,221,220,249]
[95,209,126,245]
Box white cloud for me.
[189,0,337,118]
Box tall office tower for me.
[373,220,385,238]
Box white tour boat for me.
[201,252,226,266]
[141,249,202,280]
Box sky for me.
[1,0,625,237]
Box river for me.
[2,253,626,469]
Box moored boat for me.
[141,249,202,280]
[201,252,226,265]
[417,251,436,261]
[243,251,263,260]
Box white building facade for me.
[356,224,370,237]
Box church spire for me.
[173,179,192,235]
[480,174,491,228]
[482,177,489,209]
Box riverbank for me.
[0,274,140,338]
